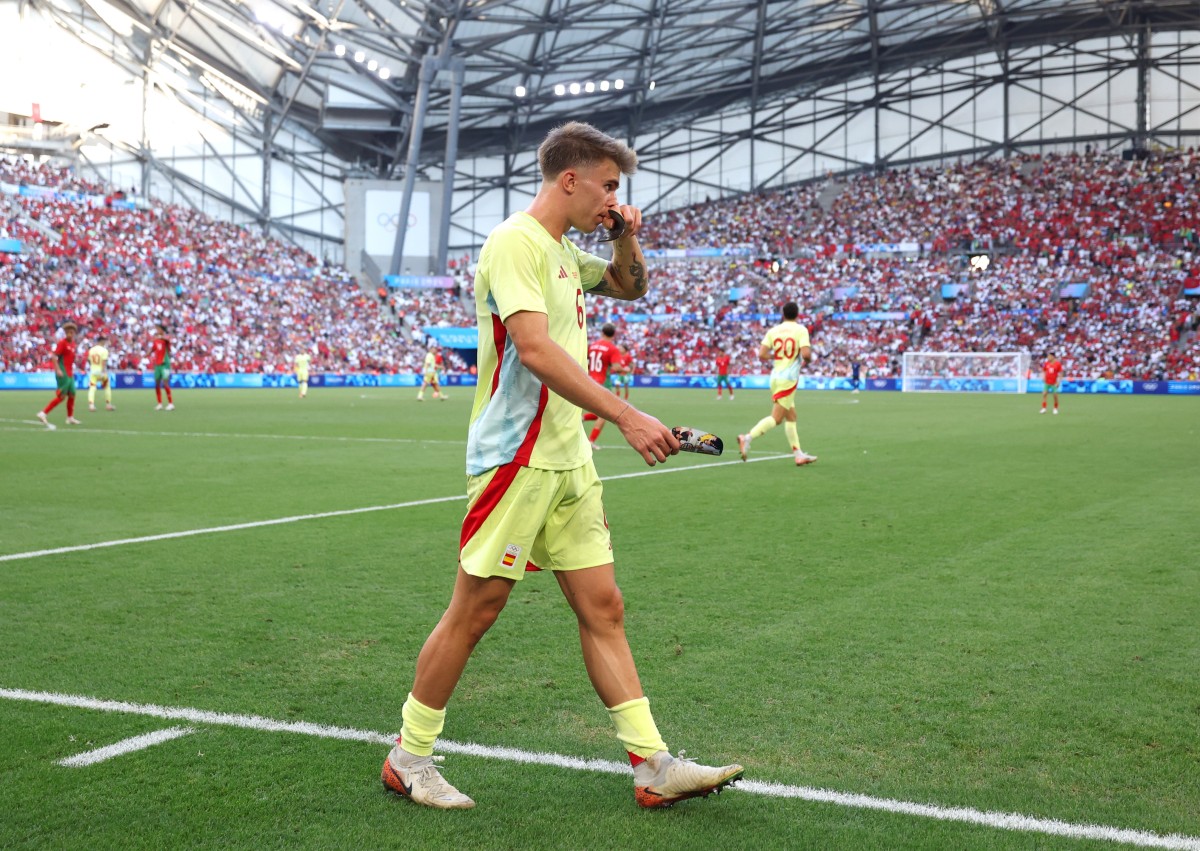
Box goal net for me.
[901,351,1032,393]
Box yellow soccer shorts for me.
[459,460,613,579]
[296,371,309,383]
[89,372,109,389]
[770,378,798,411]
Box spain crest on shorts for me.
[500,543,522,569]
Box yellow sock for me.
[88,385,96,406]
[608,696,667,758]
[749,415,777,440]
[299,380,308,395]
[784,421,799,450]
[399,692,446,757]
[105,385,112,404]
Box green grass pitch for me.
[1,387,1197,850]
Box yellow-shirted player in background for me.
[294,350,312,398]
[87,333,115,412]
[417,344,446,401]
[738,302,817,466]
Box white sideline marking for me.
[0,453,792,564]
[4,686,1197,849]
[57,726,195,767]
[0,494,466,563]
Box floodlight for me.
[554,84,565,96]
[569,82,580,94]
[614,79,624,90]
[334,44,346,57]
[354,50,365,63]
[584,82,594,93]
[515,85,526,97]
[600,80,609,91]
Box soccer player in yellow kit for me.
[87,334,115,412]
[294,351,312,398]
[417,345,445,401]
[738,302,818,466]
[380,121,743,811]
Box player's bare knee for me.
[580,585,626,631]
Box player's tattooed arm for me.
[591,204,649,300]
[598,245,650,300]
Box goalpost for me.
[901,352,1032,393]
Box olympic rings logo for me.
[377,212,419,229]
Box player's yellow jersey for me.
[87,345,109,375]
[294,353,311,376]
[467,211,608,476]
[761,320,811,385]
[423,352,438,375]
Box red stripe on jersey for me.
[772,384,797,401]
[460,463,521,551]
[489,313,506,398]
[458,384,549,552]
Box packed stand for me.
[0,158,463,376]
[604,149,1200,380]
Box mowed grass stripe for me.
[4,686,1199,850]
[0,453,792,563]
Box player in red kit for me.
[582,322,620,446]
[36,321,83,430]
[715,351,734,400]
[1040,353,1063,415]
[150,324,175,411]
[613,347,634,400]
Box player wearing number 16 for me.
[380,121,743,812]
[738,302,818,467]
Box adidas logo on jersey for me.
[558,266,568,279]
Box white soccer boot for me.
[795,450,818,466]
[36,411,56,431]
[737,434,750,461]
[66,416,83,425]
[166,403,175,411]
[381,748,475,810]
[633,750,744,808]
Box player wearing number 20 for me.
[738,302,818,467]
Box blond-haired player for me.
[294,351,312,398]
[738,302,817,466]
[87,334,116,412]
[380,120,743,812]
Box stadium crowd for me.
[0,158,459,375]
[2,149,1198,381]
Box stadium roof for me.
[28,0,1200,176]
